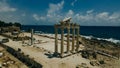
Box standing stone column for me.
[72,25,75,52]
[61,27,64,57]
[76,27,79,52]
[22,32,24,44]
[31,29,34,45]
[67,27,70,53]
[55,25,58,53]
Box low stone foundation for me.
[0,43,43,68]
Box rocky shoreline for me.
[80,36,120,68]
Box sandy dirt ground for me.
[0,33,101,68]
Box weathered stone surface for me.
[54,18,80,57]
[90,60,100,66]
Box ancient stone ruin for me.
[54,18,80,57]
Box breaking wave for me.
[81,35,120,44]
[32,30,120,44]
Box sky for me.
[0,0,120,26]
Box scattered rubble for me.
[76,63,89,68]
[0,46,28,68]
[0,52,3,57]
[90,60,100,66]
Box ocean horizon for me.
[21,25,120,43]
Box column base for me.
[53,52,59,57]
[60,53,64,58]
[71,50,76,54]
[66,51,71,54]
[75,48,79,52]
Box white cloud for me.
[33,14,46,21]
[22,13,26,16]
[0,0,17,12]
[73,11,120,26]
[39,16,46,20]
[109,12,120,21]
[32,0,120,26]
[33,14,40,21]
[71,0,77,6]
[87,10,94,14]
[62,10,119,26]
[0,13,21,23]
[66,10,74,17]
[33,0,64,22]
[0,0,19,23]
[46,0,64,22]
[48,0,64,15]
[96,12,109,18]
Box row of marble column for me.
[55,25,80,57]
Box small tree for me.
[14,22,21,28]
[0,20,5,27]
[8,22,13,26]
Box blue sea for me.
[21,25,120,43]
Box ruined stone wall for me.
[0,43,43,68]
